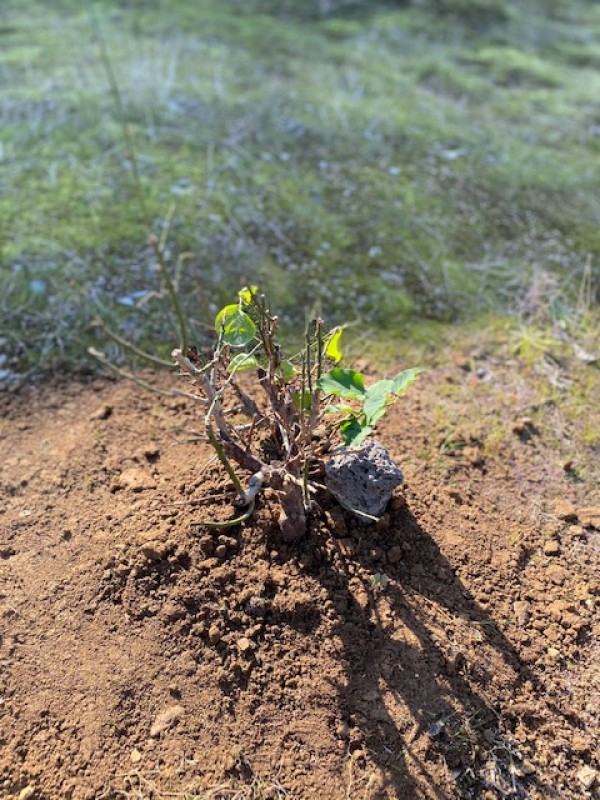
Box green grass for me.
[0,0,598,374]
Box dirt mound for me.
[0,356,598,799]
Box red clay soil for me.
[0,354,598,800]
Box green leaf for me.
[392,367,424,395]
[228,353,259,373]
[324,403,355,415]
[215,305,256,347]
[238,285,258,305]
[363,395,388,426]
[367,405,389,425]
[370,572,389,588]
[367,378,394,397]
[317,368,367,399]
[362,369,423,425]
[292,390,312,412]
[324,327,343,363]
[363,379,393,425]
[339,418,372,446]
[276,360,296,382]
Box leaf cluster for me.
[318,367,424,446]
[213,287,422,448]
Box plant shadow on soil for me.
[279,497,556,798]
[110,474,587,797]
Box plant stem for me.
[305,323,313,394]
[193,499,256,529]
[93,320,174,367]
[202,341,263,500]
[204,422,246,501]
[149,234,188,353]
[87,348,177,398]
[316,317,324,381]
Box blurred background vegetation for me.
[1,0,599,379]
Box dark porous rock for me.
[325,440,404,523]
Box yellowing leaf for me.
[325,327,343,363]
[238,286,259,305]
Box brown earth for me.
[1,350,599,800]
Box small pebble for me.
[150,705,184,738]
[577,506,600,529]
[208,625,221,645]
[218,535,238,551]
[89,404,112,421]
[553,498,576,520]
[199,536,214,556]
[543,539,561,557]
[387,545,403,564]
[161,601,185,622]
[130,748,142,764]
[237,637,252,654]
[576,765,597,790]
[215,544,228,559]
[513,600,530,625]
[547,565,566,585]
[139,540,167,561]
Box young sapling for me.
[169,287,422,538]
[89,268,422,539]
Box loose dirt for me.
[1,352,598,799]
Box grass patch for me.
[0,0,598,376]
[459,46,563,87]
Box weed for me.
[508,325,563,365]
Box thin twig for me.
[192,499,256,529]
[88,348,177,398]
[149,233,188,353]
[92,319,174,367]
[202,342,264,501]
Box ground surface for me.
[1,347,599,800]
